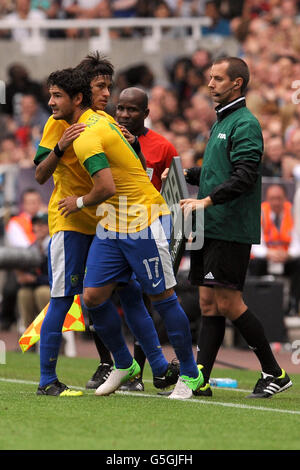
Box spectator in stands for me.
[2,63,44,118]
[6,188,43,248]
[153,0,173,18]
[125,63,155,92]
[62,0,110,18]
[261,135,285,177]
[15,94,49,133]
[191,48,212,73]
[249,183,300,315]
[216,0,245,20]
[202,0,232,37]
[16,212,50,332]
[282,128,300,181]
[0,188,44,330]
[4,0,46,41]
[0,0,14,37]
[31,1,68,38]
[241,0,270,20]
[160,89,180,124]
[0,134,26,165]
[0,0,14,16]
[171,0,206,17]
[109,0,139,37]
[168,57,194,106]
[61,0,111,37]
[111,0,138,17]
[189,92,216,131]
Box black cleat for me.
[86,363,113,389]
[247,369,292,399]
[119,377,144,392]
[193,382,213,397]
[37,379,83,396]
[153,359,179,389]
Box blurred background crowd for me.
[0,0,300,344]
[1,0,300,177]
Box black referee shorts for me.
[188,238,251,291]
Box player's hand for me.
[58,123,86,152]
[180,197,212,214]
[58,196,79,217]
[161,168,169,182]
[117,124,135,144]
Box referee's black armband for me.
[53,143,64,159]
[185,166,201,186]
[209,160,260,205]
[131,136,141,154]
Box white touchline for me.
[0,377,298,416]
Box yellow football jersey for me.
[34,111,116,237]
[73,109,170,233]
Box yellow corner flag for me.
[18,295,85,352]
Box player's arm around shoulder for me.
[35,117,85,184]
[58,126,116,217]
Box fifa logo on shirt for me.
[218,133,226,140]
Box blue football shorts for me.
[84,215,176,295]
[48,230,94,297]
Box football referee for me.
[180,56,292,399]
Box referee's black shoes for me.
[247,369,292,398]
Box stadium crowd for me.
[1,0,300,332]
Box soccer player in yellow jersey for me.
[54,67,203,399]
[34,55,178,397]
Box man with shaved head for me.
[116,87,178,191]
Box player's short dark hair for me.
[47,68,92,108]
[75,51,114,82]
[213,56,250,93]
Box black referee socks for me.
[232,309,282,377]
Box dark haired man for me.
[34,60,180,397]
[56,67,203,399]
[76,56,149,390]
[116,87,177,191]
[180,57,292,398]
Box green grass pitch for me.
[0,351,299,450]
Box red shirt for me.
[138,128,178,191]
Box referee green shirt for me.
[198,97,263,244]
